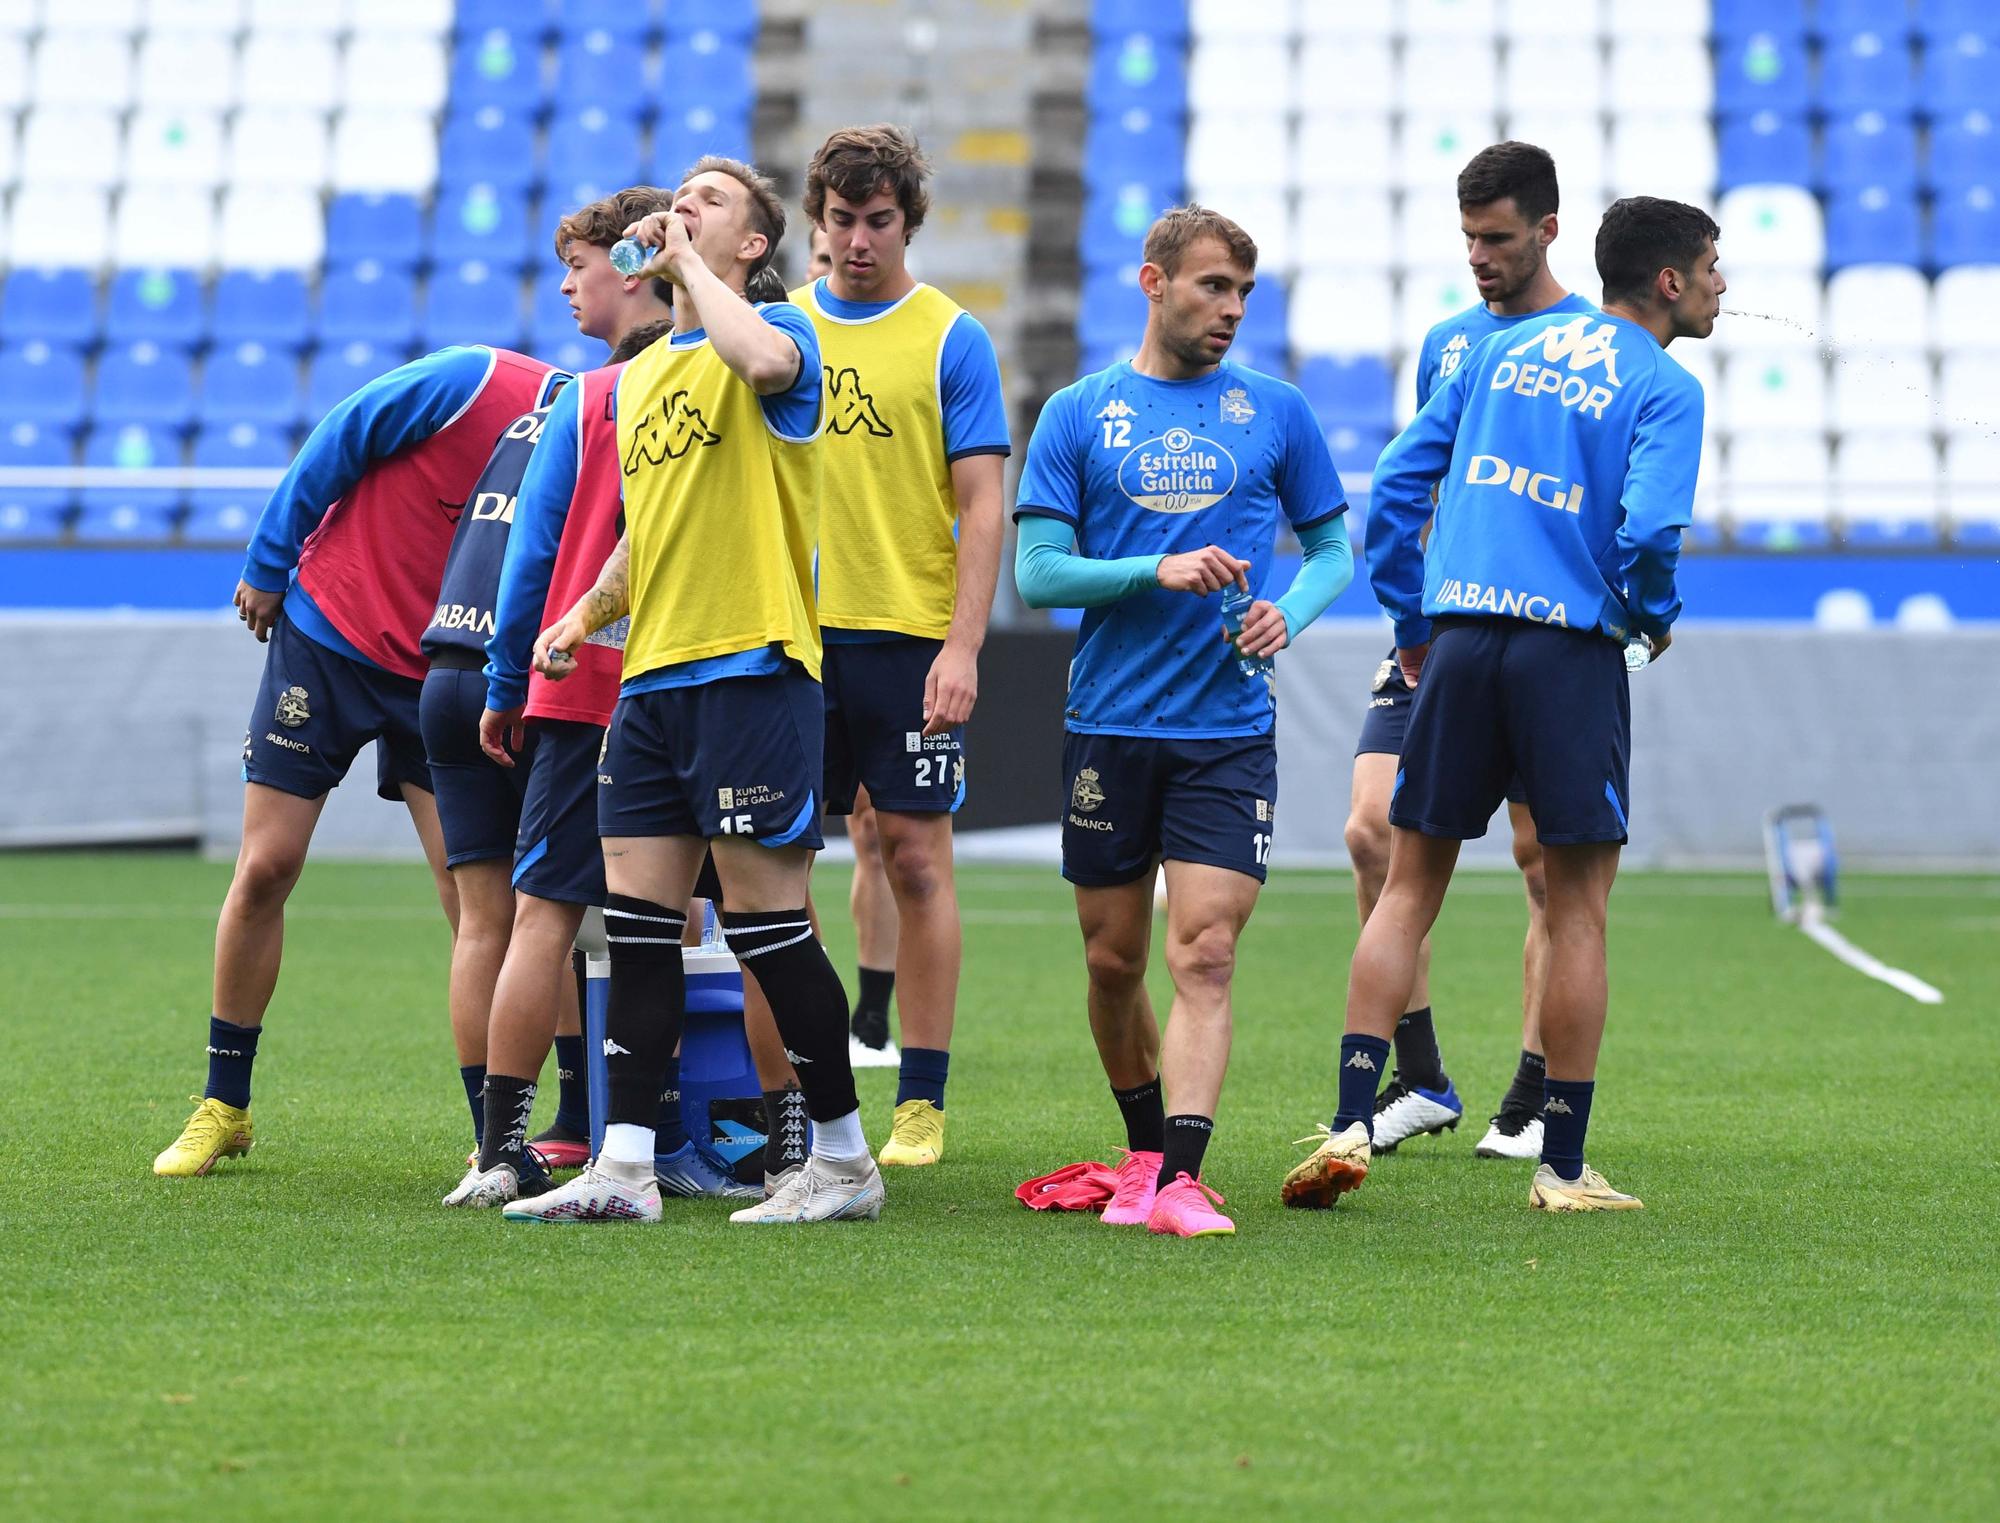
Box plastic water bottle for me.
[1623,637,1651,673]
[1219,587,1274,681]
[608,237,656,276]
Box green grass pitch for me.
[3,852,1996,1520]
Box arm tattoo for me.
[576,535,631,633]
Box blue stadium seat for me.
[1819,29,1916,114]
[1088,35,1188,117]
[1080,182,1176,273]
[422,263,528,352]
[212,272,312,350]
[545,109,645,206]
[94,341,197,429]
[1825,187,1925,270]
[661,1,761,45]
[556,0,661,40]
[198,341,305,430]
[1323,424,1391,476]
[1076,342,1134,378]
[1918,0,1999,44]
[327,194,425,272]
[1935,183,2000,268]
[1929,108,1998,190]
[106,270,206,349]
[1093,0,1190,43]
[1819,0,1915,36]
[1921,30,2000,115]
[184,423,289,546]
[0,271,98,348]
[0,343,87,428]
[448,29,550,112]
[1296,357,1394,433]
[655,42,753,113]
[1715,31,1812,114]
[457,0,551,37]
[553,31,650,112]
[1823,113,1920,194]
[76,424,184,542]
[652,104,753,185]
[429,184,535,271]
[440,107,541,194]
[1077,271,1149,350]
[1843,518,1942,550]
[1711,0,1808,41]
[316,264,420,349]
[1236,277,1288,360]
[1732,518,1832,550]
[1085,110,1186,181]
[1718,112,1815,190]
[534,331,608,378]
[0,421,74,540]
[307,342,403,425]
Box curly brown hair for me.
[802,124,932,242]
[554,186,676,303]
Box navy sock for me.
[551,1033,589,1137]
[203,1017,260,1109]
[896,1046,950,1108]
[460,1065,487,1146]
[1156,1114,1214,1192]
[1540,1078,1596,1181]
[655,1054,688,1154]
[1392,1006,1446,1091]
[1334,1033,1392,1137]
[1111,1077,1165,1153]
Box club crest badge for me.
[1371,658,1396,693]
[1220,387,1255,424]
[274,685,310,728]
[1071,767,1106,813]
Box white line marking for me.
[1795,905,1944,1005]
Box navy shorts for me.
[1061,730,1277,887]
[1356,647,1526,807]
[513,718,605,905]
[1391,618,1630,846]
[822,637,965,816]
[598,669,825,849]
[241,615,431,804]
[419,663,533,868]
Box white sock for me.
[809,1108,866,1161]
[600,1122,654,1166]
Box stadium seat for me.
[248,0,344,31]
[316,264,420,349]
[1404,0,1496,35]
[1938,352,2000,435]
[1295,190,1396,272]
[440,107,540,194]
[0,271,98,347]
[1819,0,1915,35]
[1298,37,1395,113]
[1208,188,1292,273]
[1717,184,1825,269]
[1826,187,1925,271]
[124,107,225,189]
[553,30,650,112]
[31,28,135,108]
[1928,108,1997,192]
[327,194,425,272]
[1825,264,1931,352]
[75,423,184,542]
[1080,182,1177,272]
[1499,39,1603,116]
[307,341,402,424]
[1323,423,1391,475]
[133,31,236,107]
[211,271,311,349]
[1076,271,1149,351]
[1295,355,1394,433]
[1943,432,2000,541]
[1710,0,1806,42]
[0,421,74,541]
[1820,28,1917,114]
[1294,116,1394,189]
[350,0,453,32]
[1397,264,1485,354]
[553,0,659,40]
[18,107,123,189]
[651,103,754,185]
[1834,432,1942,547]
[1918,0,1998,42]
[1921,29,2000,114]
[1397,114,1504,192]
[546,108,646,204]
[1189,0,1288,39]
[1714,30,1811,115]
[239,33,339,110]
[1088,35,1189,119]
[420,262,527,352]
[449,28,548,111]
[331,112,439,196]
[1830,348,1934,434]
[1084,110,1185,183]
[1095,0,1190,38]
[1931,265,2000,348]
[1714,267,1823,353]
[198,340,306,430]
[1721,349,1827,434]
[1822,112,1920,195]
[225,109,330,190]
[429,185,535,272]
[1394,193,1465,270]
[1187,114,1291,194]
[114,186,218,271]
[143,2,249,36]
[185,423,289,546]
[1403,37,1499,116]
[535,331,607,379]
[107,270,206,348]
[1503,111,1607,203]
[1288,270,1395,361]
[344,32,449,114]
[1934,183,2000,268]
[1725,432,1833,547]
[1607,115,1718,206]
[1607,38,1714,115]
[94,342,197,429]
[0,33,21,109]
[217,187,325,270]
[6,187,112,268]
[1236,275,1288,358]
[655,40,754,114]
[1718,111,1814,191]
[454,0,552,38]
[1295,0,1393,38]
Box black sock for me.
[723,908,857,1123]
[478,1074,536,1172]
[851,965,895,1045]
[762,1085,809,1175]
[551,1032,589,1138]
[1111,1077,1165,1153]
[656,1054,688,1153]
[1392,1006,1446,1092]
[460,1064,487,1146]
[203,1016,260,1109]
[1157,1114,1214,1191]
[1499,1049,1547,1117]
[603,894,687,1129]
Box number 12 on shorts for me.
[1252,832,1271,865]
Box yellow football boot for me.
[876,1098,946,1167]
[1279,1121,1370,1208]
[153,1096,254,1177]
[1529,1163,1643,1212]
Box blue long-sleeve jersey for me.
[1367,310,1703,649]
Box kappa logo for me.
[621,388,721,471]
[1545,1097,1574,1115]
[1220,387,1256,424]
[1096,399,1137,421]
[1505,317,1622,384]
[1437,332,1472,379]
[273,685,310,728]
[602,1037,632,1056]
[1344,1051,1378,1072]
[824,366,893,437]
[783,1047,814,1066]
[1492,317,1622,420]
[1071,766,1106,813]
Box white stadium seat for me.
[1504,112,1607,206]
[143,1,248,34]
[1606,115,1716,206]
[1726,433,1832,525]
[1191,0,1295,40]
[1603,0,1710,38]
[1395,191,1466,268]
[1397,113,1503,190]
[330,111,439,196]
[1500,38,1605,117]
[1722,349,1828,434]
[226,109,330,190]
[1398,264,1483,352]
[1298,37,1397,114]
[247,0,344,33]
[1671,343,1718,409]
[115,184,218,269]
[0,0,33,36]
[1606,37,1713,115]
[342,33,450,114]
[1691,435,1726,531]
[0,113,15,188]
[1298,1,1397,39]
[1290,270,1397,360]
[1504,0,1606,39]
[1403,37,1500,116]
[1830,350,1935,434]
[1296,114,1395,189]
[238,33,339,111]
[1395,350,1423,425]
[30,29,134,109]
[1714,267,1824,354]
[1944,434,2000,526]
[1188,188,1291,272]
[1405,0,1498,37]
[1826,265,1932,354]
[18,108,123,189]
[0,34,25,112]
[1938,354,2000,437]
[1295,189,1397,271]
[1188,41,1294,114]
[124,107,226,189]
[1834,432,1940,526]
[135,32,237,107]
[1188,113,1293,194]
[7,185,111,267]
[349,0,455,34]
[40,1,142,34]
[216,185,322,270]
[1716,185,1825,270]
[1931,267,2000,352]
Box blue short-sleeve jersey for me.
[1414,293,1601,412]
[1015,359,1346,738]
